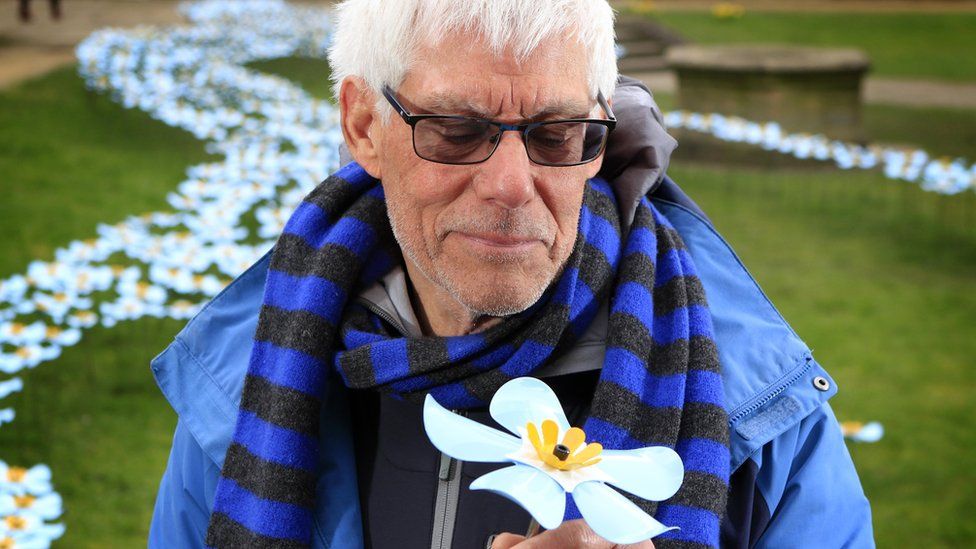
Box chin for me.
[442,268,553,317]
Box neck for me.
[402,260,504,337]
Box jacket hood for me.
[339,76,678,231]
[597,75,678,230]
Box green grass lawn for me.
[646,11,976,82]
[1,56,974,547]
[0,66,211,547]
[0,67,216,278]
[0,57,330,547]
[2,319,185,546]
[248,56,334,101]
[862,103,976,161]
[667,164,976,547]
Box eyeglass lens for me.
[412,118,609,166]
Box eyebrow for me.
[418,92,592,121]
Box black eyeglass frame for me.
[381,85,617,167]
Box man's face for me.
[374,33,603,319]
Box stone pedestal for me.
[666,45,871,144]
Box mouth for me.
[449,231,546,259]
[456,231,542,248]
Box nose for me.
[473,130,534,209]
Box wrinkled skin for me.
[340,31,606,336]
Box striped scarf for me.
[205,162,730,548]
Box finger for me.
[490,532,527,549]
[514,519,606,547]
[512,519,656,548]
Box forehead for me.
[401,32,592,119]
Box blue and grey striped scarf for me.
[205,162,730,548]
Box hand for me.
[490,519,655,548]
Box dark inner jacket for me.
[346,77,767,549]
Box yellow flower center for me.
[525,419,602,471]
[625,1,656,16]
[9,323,25,335]
[0,536,14,549]
[4,516,26,531]
[711,2,745,19]
[14,495,35,509]
[6,467,27,482]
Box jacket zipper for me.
[728,355,814,424]
[357,296,465,548]
[431,411,465,549]
[357,298,408,335]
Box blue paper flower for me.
[0,463,52,498]
[423,377,684,544]
[0,492,63,521]
[841,421,884,443]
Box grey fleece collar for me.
[357,266,608,377]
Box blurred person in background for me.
[17,0,61,22]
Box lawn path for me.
[0,0,185,88]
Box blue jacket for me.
[148,79,874,548]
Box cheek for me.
[381,161,467,250]
[541,171,589,245]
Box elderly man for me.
[149,1,874,548]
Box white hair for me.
[327,0,618,116]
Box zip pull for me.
[431,410,466,548]
[437,409,465,480]
[438,452,454,481]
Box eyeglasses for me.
[382,86,616,167]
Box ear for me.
[584,153,604,180]
[339,76,383,179]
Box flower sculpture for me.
[0,463,63,548]
[423,377,684,544]
[840,421,884,443]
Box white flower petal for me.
[423,395,520,462]
[489,377,570,437]
[600,447,683,501]
[470,464,565,531]
[573,480,677,544]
